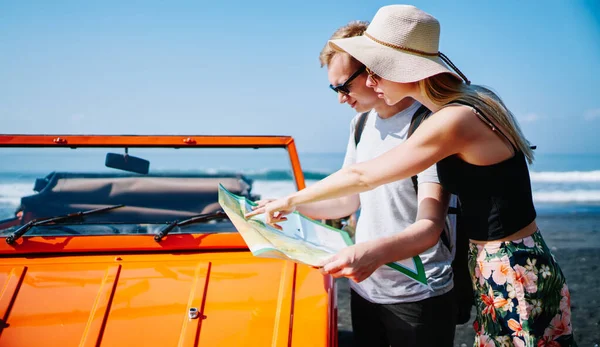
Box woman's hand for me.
[251,198,276,209]
[245,196,296,228]
[318,242,382,283]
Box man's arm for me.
[369,182,450,264]
[318,181,450,282]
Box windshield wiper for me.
[5,204,125,244]
[154,210,228,242]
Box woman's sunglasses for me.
[329,66,366,95]
[365,67,380,83]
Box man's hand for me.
[318,242,381,283]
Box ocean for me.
[1,149,599,222]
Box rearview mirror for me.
[105,151,150,174]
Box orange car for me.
[0,135,338,347]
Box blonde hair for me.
[419,73,535,163]
[319,20,369,67]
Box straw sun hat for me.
[329,4,470,84]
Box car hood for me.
[0,251,332,346]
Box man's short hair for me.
[319,20,369,68]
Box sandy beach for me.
[337,213,600,346]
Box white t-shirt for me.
[343,102,454,304]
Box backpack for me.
[354,107,473,325]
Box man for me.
[255,21,457,347]
[323,21,457,347]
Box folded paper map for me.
[218,183,427,285]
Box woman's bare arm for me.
[253,195,360,220]
[290,108,469,203]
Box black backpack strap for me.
[407,105,432,138]
[407,105,432,195]
[406,104,460,217]
[407,105,456,250]
[354,112,370,147]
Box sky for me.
[1,0,599,154]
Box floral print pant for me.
[469,230,577,346]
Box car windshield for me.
[0,145,306,237]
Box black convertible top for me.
[18,172,258,223]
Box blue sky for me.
[1,0,599,154]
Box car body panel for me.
[0,135,337,346]
[0,252,333,346]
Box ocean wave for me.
[530,170,600,182]
[533,190,600,203]
[148,169,332,181]
[0,183,33,206]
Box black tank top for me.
[436,102,537,241]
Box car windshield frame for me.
[0,135,306,254]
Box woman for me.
[247,4,576,347]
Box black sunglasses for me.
[329,66,366,95]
